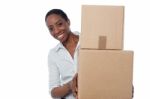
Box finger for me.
[72,89,77,96]
[75,87,78,92]
[75,92,78,99]
[72,91,76,97]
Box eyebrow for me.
[48,19,63,28]
[55,19,63,25]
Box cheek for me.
[62,23,70,30]
[63,25,70,32]
[60,26,66,30]
[50,32,55,37]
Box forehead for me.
[46,14,64,25]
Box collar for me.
[55,43,64,52]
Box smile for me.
[57,33,64,39]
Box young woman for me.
[45,9,78,99]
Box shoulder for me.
[48,43,60,60]
[73,31,80,35]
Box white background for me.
[0,0,150,99]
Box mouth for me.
[56,33,64,40]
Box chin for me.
[60,37,67,43]
[60,39,66,43]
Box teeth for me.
[57,34,63,39]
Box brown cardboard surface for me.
[81,5,124,49]
[78,50,133,99]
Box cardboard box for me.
[78,50,133,99]
[81,5,124,49]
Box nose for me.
[53,27,60,35]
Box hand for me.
[69,73,78,98]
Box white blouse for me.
[48,32,80,99]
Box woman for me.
[45,9,79,99]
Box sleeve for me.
[48,52,61,96]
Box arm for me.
[51,74,78,98]
[48,54,74,98]
[51,81,72,98]
[48,51,78,98]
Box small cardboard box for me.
[81,5,124,49]
[78,50,133,99]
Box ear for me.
[67,19,70,25]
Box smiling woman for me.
[45,10,70,43]
[45,9,79,99]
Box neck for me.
[63,32,79,48]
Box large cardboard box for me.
[78,50,133,99]
[81,5,124,49]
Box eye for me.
[48,27,53,32]
[57,22,63,26]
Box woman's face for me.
[46,14,70,43]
